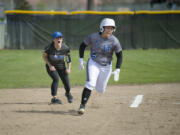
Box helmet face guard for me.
[100,18,116,32]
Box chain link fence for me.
[4,10,180,50]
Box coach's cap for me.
[52,31,63,38]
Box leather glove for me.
[79,58,85,70]
[112,69,120,82]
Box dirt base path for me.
[0,83,180,135]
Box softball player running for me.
[42,31,73,104]
[78,18,123,114]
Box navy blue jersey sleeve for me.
[43,44,52,55]
[63,43,70,54]
[62,44,71,63]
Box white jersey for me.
[84,32,122,66]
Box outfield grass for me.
[0,49,180,88]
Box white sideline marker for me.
[130,95,143,108]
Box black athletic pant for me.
[46,64,70,96]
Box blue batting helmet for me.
[52,31,63,38]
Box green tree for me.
[87,0,94,10]
[14,0,31,10]
[36,2,47,10]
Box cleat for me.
[65,92,73,103]
[78,104,85,115]
[51,98,62,104]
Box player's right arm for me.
[79,33,92,58]
[42,52,56,71]
[79,42,87,70]
[79,42,87,58]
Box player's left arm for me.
[115,51,122,69]
[112,51,122,81]
[66,51,71,74]
[79,42,87,70]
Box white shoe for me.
[78,104,85,115]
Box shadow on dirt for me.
[13,109,80,116]
[0,102,49,105]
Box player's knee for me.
[85,83,95,91]
[53,77,59,83]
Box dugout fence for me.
[4,10,180,49]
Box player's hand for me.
[49,65,56,71]
[112,69,120,82]
[66,68,71,74]
[79,58,85,70]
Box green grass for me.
[0,49,180,88]
[120,49,180,84]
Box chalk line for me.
[130,95,143,108]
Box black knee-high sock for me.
[81,87,91,106]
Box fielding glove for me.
[79,58,85,70]
[112,69,120,82]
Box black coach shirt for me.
[44,42,70,69]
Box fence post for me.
[0,21,6,49]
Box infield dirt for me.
[0,83,180,135]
